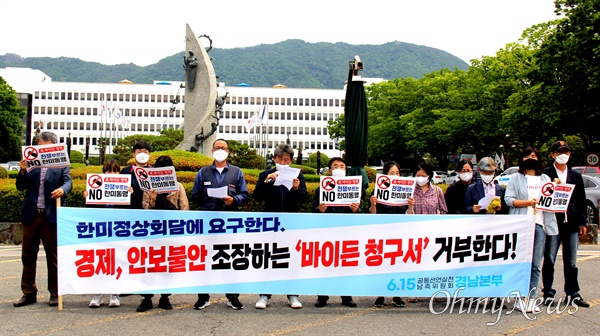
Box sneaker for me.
[136,297,153,312]
[567,294,590,308]
[158,296,173,310]
[227,298,244,310]
[89,295,103,308]
[255,295,269,309]
[109,295,120,307]
[392,297,406,307]
[288,296,302,309]
[373,297,385,307]
[193,297,210,310]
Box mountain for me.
[0,40,468,89]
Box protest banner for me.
[22,143,70,169]
[374,174,415,206]
[319,176,362,206]
[58,208,533,298]
[134,166,178,193]
[86,174,131,205]
[536,182,575,213]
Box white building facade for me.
[1,67,356,159]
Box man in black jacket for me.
[541,140,589,308]
[253,144,307,309]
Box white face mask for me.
[415,176,429,186]
[135,152,149,164]
[275,163,289,171]
[331,168,346,177]
[555,154,569,165]
[459,172,473,182]
[213,149,229,163]
[481,174,494,184]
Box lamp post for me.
[499,134,516,169]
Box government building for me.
[1,67,383,159]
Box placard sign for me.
[22,143,70,169]
[319,175,362,206]
[536,182,575,213]
[374,174,415,206]
[134,166,178,193]
[86,174,131,205]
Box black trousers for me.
[21,212,57,296]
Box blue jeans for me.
[542,230,580,297]
[529,224,546,298]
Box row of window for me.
[44,121,180,132]
[33,106,185,118]
[220,125,328,136]
[225,111,340,121]
[33,91,342,107]
[242,139,337,151]
[34,91,183,104]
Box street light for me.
[499,134,516,169]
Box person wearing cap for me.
[464,157,506,214]
[541,140,589,308]
[504,146,558,313]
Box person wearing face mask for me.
[444,160,474,214]
[406,162,448,215]
[464,158,506,215]
[541,140,589,308]
[369,161,414,308]
[312,157,360,308]
[119,140,152,210]
[504,146,558,313]
[252,144,307,310]
[191,139,248,311]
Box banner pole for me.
[56,197,63,311]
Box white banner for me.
[86,174,131,205]
[58,208,534,298]
[374,174,415,206]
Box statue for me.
[183,51,199,91]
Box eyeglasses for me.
[213,146,228,151]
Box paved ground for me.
[0,244,598,336]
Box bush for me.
[8,170,18,178]
[126,150,213,172]
[290,164,316,175]
[0,188,25,222]
[69,165,103,180]
[305,152,330,170]
[365,166,377,183]
[0,166,7,179]
[69,150,84,164]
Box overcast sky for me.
[1,0,560,67]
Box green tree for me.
[326,114,345,150]
[227,140,266,169]
[0,76,26,161]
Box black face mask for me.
[523,158,540,170]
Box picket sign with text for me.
[86,174,131,205]
[57,208,533,298]
[319,175,362,205]
[134,166,178,193]
[374,174,415,206]
[21,143,70,169]
[536,182,575,213]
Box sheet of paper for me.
[478,195,500,209]
[207,186,228,198]
[274,167,300,190]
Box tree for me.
[0,76,26,161]
[111,129,184,165]
[227,140,266,169]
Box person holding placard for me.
[84,160,133,308]
[253,144,306,309]
[14,132,72,308]
[406,162,447,215]
[142,156,189,211]
[119,140,152,210]
[369,161,414,308]
[504,146,558,313]
[312,157,359,308]
[541,140,589,308]
[191,139,248,310]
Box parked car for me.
[432,171,447,184]
[494,166,519,187]
[573,166,600,176]
[399,168,413,177]
[0,161,20,171]
[444,171,459,184]
[583,175,600,225]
